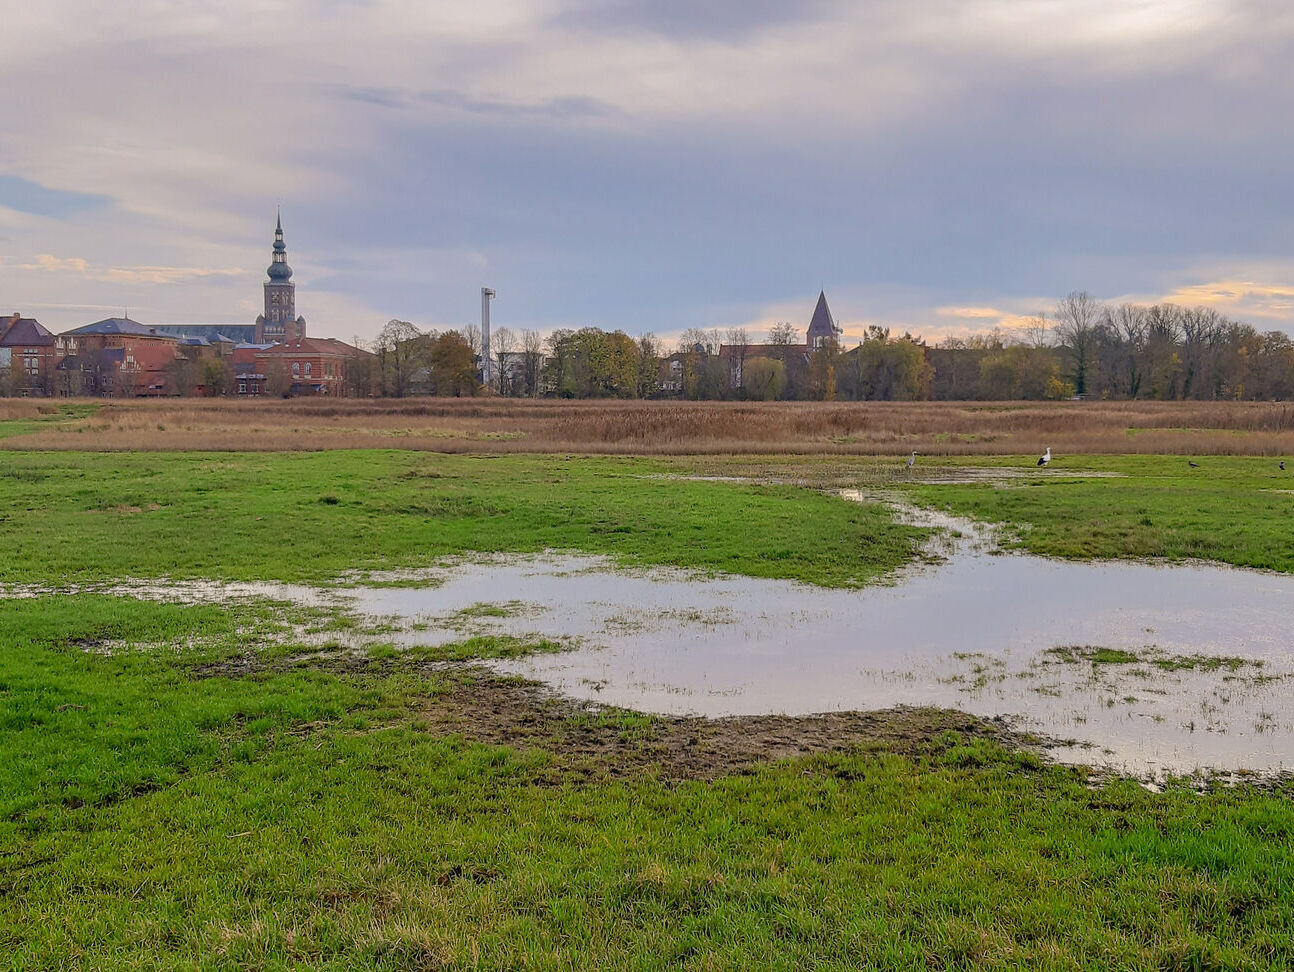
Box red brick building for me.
[56,317,181,396]
[0,313,57,395]
[246,337,371,397]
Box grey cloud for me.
[418,89,620,120]
[551,0,836,40]
[328,84,619,120]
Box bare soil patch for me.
[191,653,1029,781]
[416,669,1027,783]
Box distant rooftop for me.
[1,315,55,346]
[149,323,258,343]
[64,317,170,338]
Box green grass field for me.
[900,454,1294,572]
[3,450,1294,969]
[0,451,922,587]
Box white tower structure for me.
[481,287,496,388]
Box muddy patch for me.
[416,671,1031,783]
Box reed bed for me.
[7,398,1294,455]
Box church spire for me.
[267,213,292,282]
[259,211,300,343]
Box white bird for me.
[1037,447,1052,467]
[905,451,917,476]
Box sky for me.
[1,0,1293,347]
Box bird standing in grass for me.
[1188,460,1200,468]
[1281,461,1287,471]
[1037,447,1052,467]
[905,451,917,477]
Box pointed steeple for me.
[806,290,840,348]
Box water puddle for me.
[338,549,1293,779]
[18,503,1294,779]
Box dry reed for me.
[7,398,1294,455]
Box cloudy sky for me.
[2,0,1293,345]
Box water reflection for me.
[349,547,1294,779]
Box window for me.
[238,380,246,394]
[305,362,311,377]
[292,362,299,377]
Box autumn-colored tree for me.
[743,356,786,400]
[428,330,479,396]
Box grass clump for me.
[1045,645,1261,674]
[408,634,568,662]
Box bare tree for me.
[767,321,798,345]
[460,323,482,357]
[1054,291,1103,397]
[492,326,516,394]
[1180,306,1224,399]
[1022,313,1051,350]
[375,319,425,397]
[1105,303,1147,398]
[724,326,751,391]
[677,328,721,354]
[521,329,544,397]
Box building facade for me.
[56,318,181,396]
[0,314,57,395]
[248,337,370,397]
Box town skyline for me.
[3,2,1293,345]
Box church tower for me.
[255,212,306,344]
[806,290,841,350]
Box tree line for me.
[139,293,1293,401]
[934,293,1294,401]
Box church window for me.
[292,362,300,377]
[305,362,312,377]
[271,293,279,304]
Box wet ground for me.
[22,497,1294,779]
[341,543,1294,779]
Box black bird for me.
[1188,460,1200,468]
[1281,461,1287,471]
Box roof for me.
[64,317,175,339]
[57,348,126,369]
[257,337,370,357]
[149,324,257,343]
[717,343,808,359]
[0,316,55,347]
[806,290,839,341]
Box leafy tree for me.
[742,356,786,400]
[845,329,932,401]
[427,330,479,396]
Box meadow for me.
[3,404,1294,969]
[5,396,1294,456]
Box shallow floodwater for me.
[28,501,1293,778]
[345,539,1294,779]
